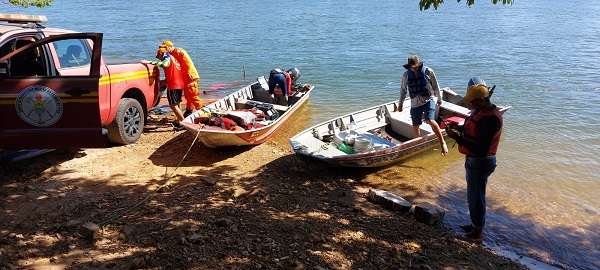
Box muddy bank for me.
[0,129,524,269]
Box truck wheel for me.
[107,98,145,145]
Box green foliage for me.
[5,0,52,8]
[419,0,513,10]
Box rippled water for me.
[5,0,599,269]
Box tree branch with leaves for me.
[3,0,52,8]
[419,0,513,10]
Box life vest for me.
[406,64,433,99]
[284,72,292,96]
[163,53,185,90]
[459,107,503,156]
[171,48,200,82]
[206,116,238,131]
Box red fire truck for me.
[0,14,161,149]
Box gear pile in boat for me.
[189,68,313,132]
[192,105,278,131]
[332,129,395,154]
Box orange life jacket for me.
[171,48,200,82]
[459,107,503,156]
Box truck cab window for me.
[0,39,16,58]
[54,39,91,69]
[2,37,48,77]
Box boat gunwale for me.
[182,84,314,135]
[290,88,510,163]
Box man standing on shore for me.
[161,40,202,117]
[146,47,186,130]
[447,77,504,240]
[398,54,448,155]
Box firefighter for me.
[446,77,504,240]
[161,40,202,117]
[146,47,186,130]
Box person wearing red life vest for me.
[446,77,504,240]
[161,40,202,117]
[146,46,186,130]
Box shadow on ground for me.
[0,146,528,269]
[148,132,255,167]
[0,149,84,183]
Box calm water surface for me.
[6,1,599,269]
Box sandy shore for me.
[0,125,524,269]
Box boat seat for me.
[235,98,289,112]
[440,101,471,116]
[388,112,433,138]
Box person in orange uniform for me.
[146,47,186,130]
[446,77,503,240]
[161,40,202,117]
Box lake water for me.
[5,0,599,269]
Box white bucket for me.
[353,137,373,153]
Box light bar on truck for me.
[0,13,48,24]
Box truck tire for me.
[107,98,145,145]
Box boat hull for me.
[297,134,443,167]
[182,81,313,148]
[289,88,510,167]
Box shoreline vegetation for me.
[0,120,524,269]
[7,0,514,10]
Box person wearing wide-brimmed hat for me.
[398,54,448,155]
[446,77,504,240]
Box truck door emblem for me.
[15,85,64,127]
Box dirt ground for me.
[0,120,525,269]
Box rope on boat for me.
[98,130,201,227]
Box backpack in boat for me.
[256,103,279,121]
[244,100,280,120]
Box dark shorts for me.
[410,99,436,126]
[167,89,183,105]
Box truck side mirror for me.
[0,61,8,77]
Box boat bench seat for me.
[387,112,433,138]
[440,101,471,116]
[235,98,289,112]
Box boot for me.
[459,224,474,233]
[462,226,483,241]
[171,121,185,131]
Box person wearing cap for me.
[446,77,504,240]
[161,40,202,117]
[145,47,186,130]
[399,54,448,155]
